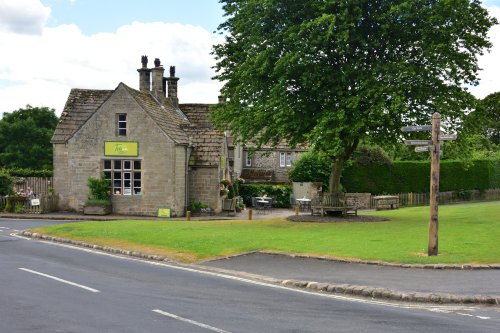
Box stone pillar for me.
[166,65,179,108]
[151,58,165,101]
[137,55,151,92]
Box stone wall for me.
[188,166,221,212]
[245,150,304,183]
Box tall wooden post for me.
[428,112,441,256]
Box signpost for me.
[401,113,456,256]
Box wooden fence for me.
[0,194,58,214]
[11,177,53,196]
[369,188,500,208]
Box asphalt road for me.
[1,219,499,332]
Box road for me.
[1,219,499,332]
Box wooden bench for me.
[311,193,358,217]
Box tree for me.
[0,105,58,170]
[467,92,500,145]
[211,0,497,192]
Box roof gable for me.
[51,83,190,144]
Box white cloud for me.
[0,0,50,35]
[470,5,500,99]
[0,7,223,118]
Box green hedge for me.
[343,159,500,194]
[239,184,292,208]
[0,168,53,178]
[0,171,12,196]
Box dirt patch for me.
[287,215,389,223]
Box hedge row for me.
[0,168,53,178]
[342,159,500,194]
[239,184,293,208]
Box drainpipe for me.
[185,143,195,215]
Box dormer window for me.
[117,114,127,136]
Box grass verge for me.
[30,203,500,264]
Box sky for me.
[0,0,499,119]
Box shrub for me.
[239,184,292,208]
[86,174,111,206]
[0,171,13,196]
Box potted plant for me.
[84,174,111,215]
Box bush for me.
[0,168,53,177]
[239,184,292,208]
[86,174,111,205]
[288,152,331,190]
[0,171,13,196]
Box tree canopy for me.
[211,0,497,191]
[0,105,58,170]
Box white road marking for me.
[12,234,494,320]
[153,309,232,333]
[19,268,100,293]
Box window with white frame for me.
[103,159,141,195]
[280,152,292,167]
[245,152,252,167]
[117,114,127,136]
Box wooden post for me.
[248,208,252,221]
[186,210,191,221]
[428,112,441,256]
[295,206,300,216]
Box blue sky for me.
[41,0,225,34]
[0,0,499,118]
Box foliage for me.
[32,203,500,264]
[84,198,111,207]
[0,171,13,196]
[4,199,12,212]
[14,202,25,213]
[239,183,292,208]
[343,159,500,194]
[351,145,392,166]
[189,201,209,212]
[287,151,331,185]
[86,174,111,203]
[0,168,53,178]
[465,92,500,145]
[212,0,497,192]
[0,105,58,170]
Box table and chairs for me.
[252,196,273,213]
[296,197,311,212]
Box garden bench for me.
[311,193,358,217]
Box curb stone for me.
[19,231,500,306]
[259,251,500,270]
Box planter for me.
[84,205,112,215]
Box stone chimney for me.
[137,55,151,92]
[151,58,166,101]
[166,66,179,108]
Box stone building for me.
[231,143,308,183]
[51,56,229,216]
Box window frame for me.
[103,159,141,196]
[117,113,127,137]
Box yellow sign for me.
[158,208,171,218]
[104,141,138,156]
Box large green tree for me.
[211,0,497,191]
[0,105,58,170]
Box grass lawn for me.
[30,203,500,264]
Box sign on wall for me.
[157,208,171,218]
[104,141,139,157]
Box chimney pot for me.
[154,58,161,67]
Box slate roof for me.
[51,89,114,143]
[51,83,189,145]
[180,104,225,166]
[124,84,189,144]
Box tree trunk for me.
[329,158,344,193]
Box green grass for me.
[30,203,500,264]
